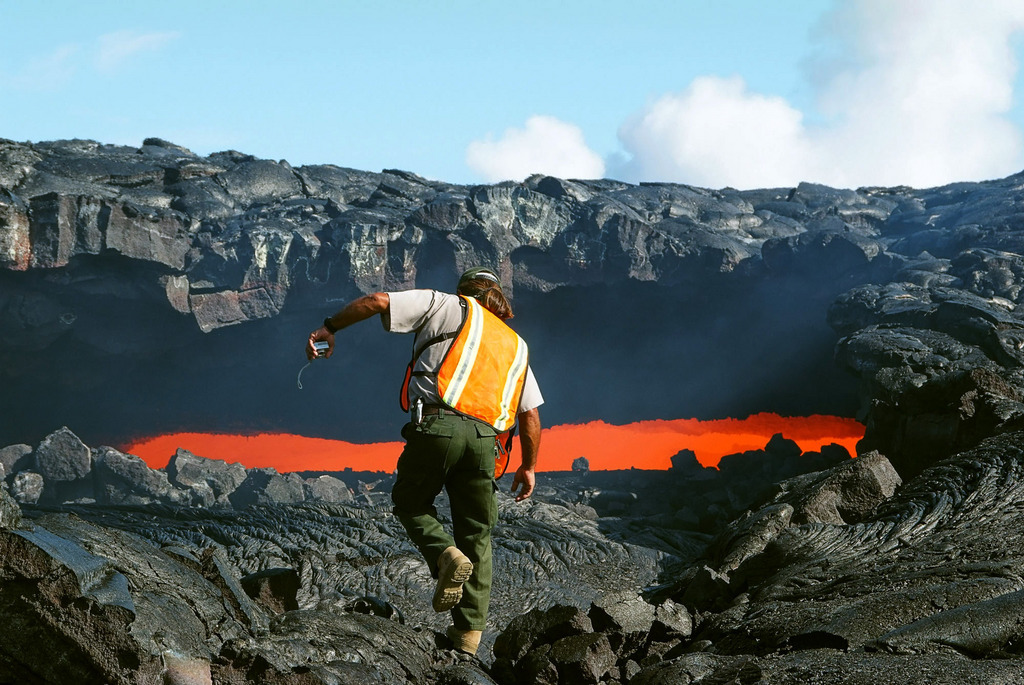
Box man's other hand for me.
[511,467,535,502]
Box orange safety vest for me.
[400,295,529,435]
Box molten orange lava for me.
[123,413,862,474]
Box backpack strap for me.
[399,298,468,411]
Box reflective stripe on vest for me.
[436,296,529,432]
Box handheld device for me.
[298,341,332,390]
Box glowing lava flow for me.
[124,413,863,474]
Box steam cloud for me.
[467,0,1024,190]
[465,115,607,183]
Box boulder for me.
[0,444,32,479]
[669,449,704,472]
[228,468,305,508]
[33,427,91,482]
[493,605,593,663]
[166,449,247,507]
[678,565,732,612]
[11,471,44,504]
[302,475,353,503]
[546,632,616,685]
[764,433,801,460]
[653,600,693,638]
[764,450,902,525]
[588,592,656,661]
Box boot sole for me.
[433,557,474,612]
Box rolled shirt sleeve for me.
[519,367,544,414]
[383,289,444,333]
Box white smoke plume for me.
[468,1,1024,190]
[618,0,1024,189]
[465,115,606,183]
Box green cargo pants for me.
[391,412,499,631]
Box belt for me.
[421,405,459,417]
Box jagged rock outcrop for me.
[481,431,1024,683]
[831,282,1024,478]
[490,596,693,684]
[230,468,306,507]
[556,434,853,544]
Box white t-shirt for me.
[384,289,544,414]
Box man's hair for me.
[457,278,513,320]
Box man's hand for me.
[511,467,535,502]
[306,293,389,360]
[306,327,335,360]
[512,408,540,502]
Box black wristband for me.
[323,317,339,334]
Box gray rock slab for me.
[94,446,172,505]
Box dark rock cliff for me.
[6,138,1024,466]
[0,136,933,446]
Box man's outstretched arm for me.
[306,292,390,360]
[511,407,540,502]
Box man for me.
[305,267,542,656]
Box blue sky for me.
[3,1,1024,190]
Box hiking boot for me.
[433,546,473,612]
[446,626,483,656]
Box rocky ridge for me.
[8,137,1024,444]
[1,426,353,508]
